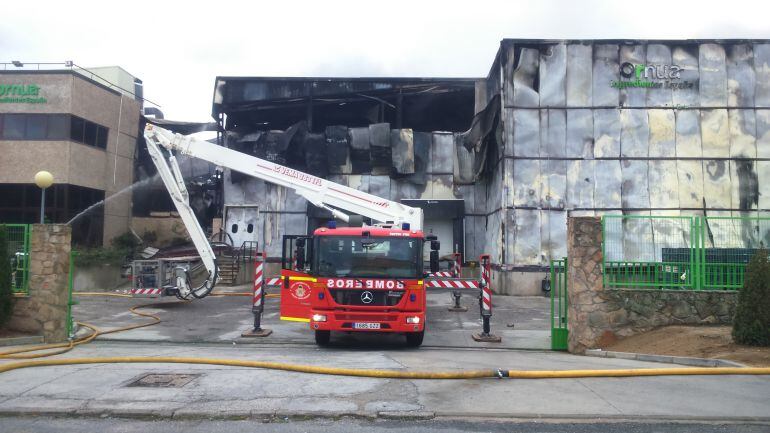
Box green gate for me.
[603,215,770,291]
[3,224,31,295]
[550,257,568,351]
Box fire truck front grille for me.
[334,314,397,322]
[329,289,404,306]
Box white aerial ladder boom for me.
[144,129,219,299]
[143,124,424,299]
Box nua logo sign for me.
[611,62,695,90]
[0,84,47,103]
[620,62,681,80]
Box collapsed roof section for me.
[212,77,479,132]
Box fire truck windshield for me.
[315,236,421,278]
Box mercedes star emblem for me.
[361,291,374,304]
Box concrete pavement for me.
[1,341,769,422]
[2,288,768,423]
[72,289,552,349]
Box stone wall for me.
[596,289,737,345]
[566,216,738,353]
[566,217,605,353]
[8,224,71,343]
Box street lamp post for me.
[34,171,54,224]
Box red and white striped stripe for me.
[253,252,265,309]
[480,254,492,312]
[266,277,281,286]
[131,288,163,296]
[429,271,454,278]
[452,253,462,278]
[427,279,479,289]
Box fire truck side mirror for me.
[430,240,440,251]
[429,250,439,273]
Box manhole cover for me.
[127,373,199,388]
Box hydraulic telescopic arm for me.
[144,129,218,300]
[144,125,424,229]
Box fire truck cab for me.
[280,224,439,346]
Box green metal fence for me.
[3,224,31,294]
[602,215,770,291]
[550,257,568,351]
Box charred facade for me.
[212,40,770,295]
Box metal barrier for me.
[602,215,770,290]
[242,251,272,337]
[471,254,501,342]
[3,224,31,294]
[550,257,568,351]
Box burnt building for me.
[211,39,770,295]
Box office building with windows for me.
[0,66,142,246]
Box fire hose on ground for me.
[1,356,769,378]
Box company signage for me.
[611,63,696,90]
[0,84,47,103]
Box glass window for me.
[83,121,97,146]
[315,236,420,278]
[3,114,26,139]
[70,116,85,142]
[47,114,69,139]
[96,126,108,149]
[25,114,47,139]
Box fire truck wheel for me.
[405,331,424,347]
[315,330,331,346]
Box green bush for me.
[111,232,140,254]
[732,248,770,346]
[0,226,15,328]
[75,232,139,267]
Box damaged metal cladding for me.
[210,39,769,295]
[495,39,768,294]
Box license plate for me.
[353,322,381,330]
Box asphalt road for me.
[1,417,768,433]
[72,288,551,349]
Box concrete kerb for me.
[3,409,770,424]
[585,349,747,368]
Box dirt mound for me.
[603,326,770,367]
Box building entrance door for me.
[223,205,259,249]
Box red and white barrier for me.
[131,288,163,297]
[471,253,500,342]
[429,271,454,278]
[427,279,479,289]
[242,251,272,337]
[452,253,462,278]
[252,252,265,311]
[480,254,492,313]
[266,277,281,286]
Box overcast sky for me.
[2,0,768,122]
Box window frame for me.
[0,113,109,150]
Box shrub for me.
[75,232,140,267]
[0,226,15,327]
[732,248,770,346]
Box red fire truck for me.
[143,125,440,346]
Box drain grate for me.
[127,373,199,388]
